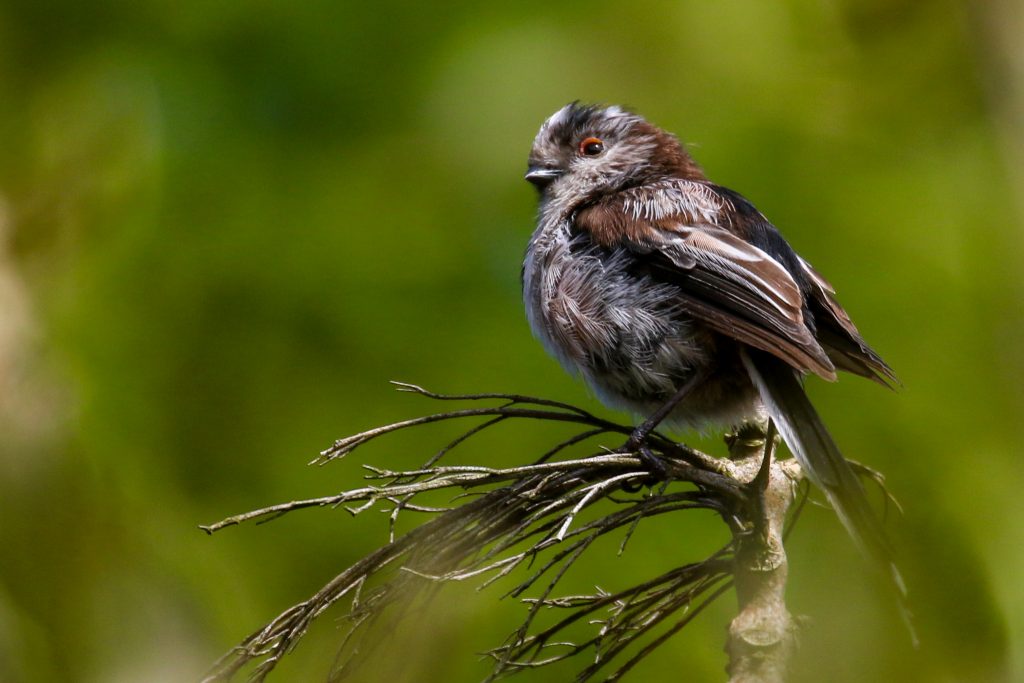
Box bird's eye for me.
[579,137,605,156]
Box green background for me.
[1,1,1021,681]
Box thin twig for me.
[203,384,813,683]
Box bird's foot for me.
[619,429,671,483]
[725,419,778,494]
[636,445,670,479]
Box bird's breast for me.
[523,219,710,411]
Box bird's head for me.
[525,103,703,206]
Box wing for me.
[575,180,837,379]
[798,257,898,386]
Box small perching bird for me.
[522,102,903,593]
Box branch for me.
[201,385,815,682]
[724,421,801,683]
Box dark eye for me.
[579,137,605,156]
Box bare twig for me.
[201,383,897,682]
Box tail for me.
[742,348,915,640]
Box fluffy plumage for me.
[522,102,901,591]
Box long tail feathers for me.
[742,348,916,643]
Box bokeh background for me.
[2,1,1022,681]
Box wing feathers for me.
[577,184,838,379]
[798,257,898,385]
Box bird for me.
[522,102,902,593]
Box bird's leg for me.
[626,370,709,449]
[623,370,709,476]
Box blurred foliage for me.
[0,1,1022,681]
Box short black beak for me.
[525,166,563,190]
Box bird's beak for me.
[525,166,563,189]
